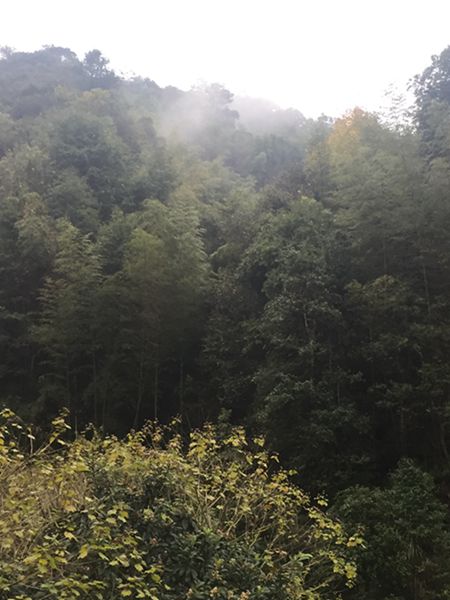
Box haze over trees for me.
[1,44,450,598]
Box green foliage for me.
[3,43,450,599]
[0,411,359,599]
[336,460,450,599]
[48,110,130,218]
[0,46,86,117]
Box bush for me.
[0,410,360,599]
[335,460,450,599]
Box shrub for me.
[0,410,360,599]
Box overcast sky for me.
[1,0,449,117]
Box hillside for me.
[2,45,450,597]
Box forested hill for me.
[3,44,450,597]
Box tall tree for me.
[34,220,102,425]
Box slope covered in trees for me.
[2,44,450,597]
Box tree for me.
[49,109,131,218]
[0,194,55,414]
[94,198,207,430]
[336,460,450,599]
[0,46,86,117]
[83,49,118,89]
[413,45,450,157]
[34,220,102,425]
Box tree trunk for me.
[154,357,159,421]
[133,350,145,429]
[179,354,184,417]
[65,355,72,425]
[420,253,431,317]
[382,235,387,274]
[92,351,98,426]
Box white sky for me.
[1,0,450,118]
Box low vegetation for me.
[0,410,358,599]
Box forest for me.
[1,44,450,598]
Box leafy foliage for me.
[2,43,450,598]
[0,410,358,599]
[336,460,450,599]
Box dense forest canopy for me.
[2,44,450,598]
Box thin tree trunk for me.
[368,326,375,385]
[133,350,145,429]
[74,373,79,436]
[179,354,184,417]
[102,378,108,431]
[431,399,450,464]
[420,254,431,317]
[65,355,72,425]
[154,356,159,421]
[92,351,98,426]
[399,402,406,456]
[438,413,450,464]
[439,423,450,464]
